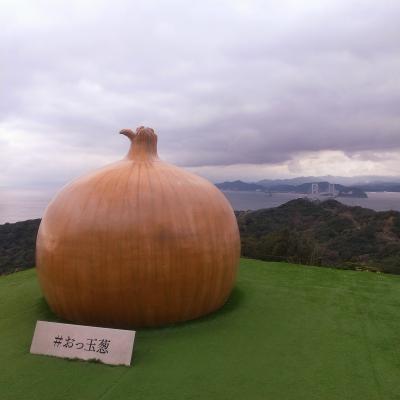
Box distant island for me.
[216,180,368,198]
[353,182,400,192]
[255,175,400,188]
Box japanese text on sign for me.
[30,321,135,366]
[53,335,111,353]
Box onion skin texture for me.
[36,127,240,328]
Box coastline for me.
[2,190,400,225]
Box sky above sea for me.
[1,0,400,190]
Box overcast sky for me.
[1,0,400,188]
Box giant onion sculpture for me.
[36,126,240,328]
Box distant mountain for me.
[265,184,296,192]
[258,177,329,187]
[215,180,266,192]
[258,175,400,187]
[294,182,368,198]
[237,198,400,274]
[354,182,400,192]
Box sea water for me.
[1,188,400,224]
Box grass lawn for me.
[1,259,400,400]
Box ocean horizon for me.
[1,188,400,225]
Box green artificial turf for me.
[1,259,400,400]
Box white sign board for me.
[30,321,135,366]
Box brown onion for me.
[36,126,240,328]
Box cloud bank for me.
[1,0,400,187]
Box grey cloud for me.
[1,0,400,188]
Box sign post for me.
[30,321,135,366]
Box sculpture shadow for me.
[34,285,245,331]
[34,297,63,322]
[142,284,246,332]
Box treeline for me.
[0,219,40,274]
[1,198,400,275]
[237,199,400,274]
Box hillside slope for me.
[1,259,400,400]
[238,199,400,273]
[2,198,400,275]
